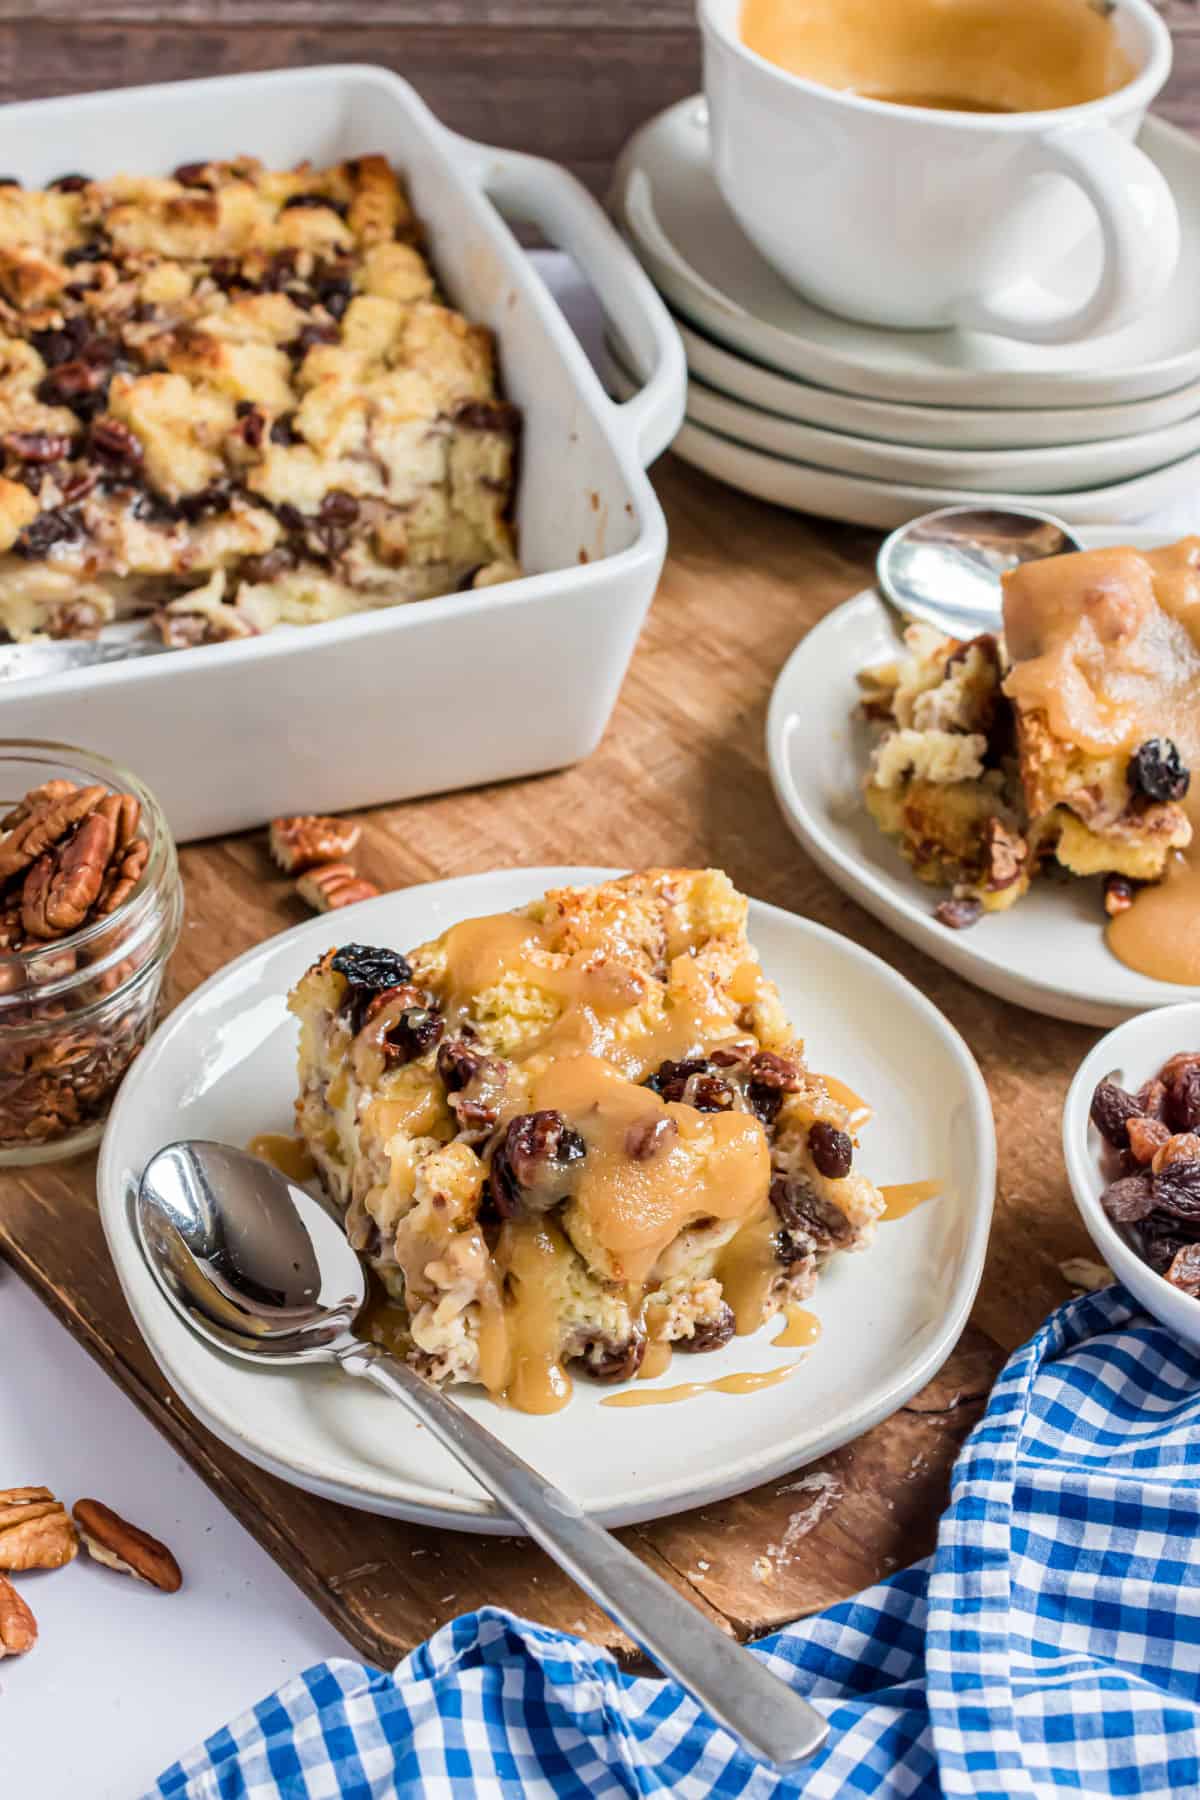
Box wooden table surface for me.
[0,458,1107,1662]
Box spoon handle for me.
[338,1341,828,1772]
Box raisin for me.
[281,192,349,217]
[0,177,21,188]
[1166,1067,1200,1134]
[1135,1213,1200,1274]
[747,1050,800,1126]
[173,484,232,524]
[687,1073,735,1112]
[625,1115,678,1160]
[1152,1159,1200,1221]
[644,1057,709,1101]
[437,1037,481,1093]
[809,1119,853,1178]
[1127,1116,1170,1165]
[934,896,982,930]
[49,173,89,192]
[678,1304,737,1353]
[454,400,521,437]
[63,238,111,267]
[489,1111,586,1218]
[290,322,339,358]
[13,509,82,559]
[1099,1172,1157,1223]
[1128,738,1190,805]
[330,944,414,1030]
[3,431,73,463]
[317,276,353,320]
[1135,1078,1168,1120]
[173,161,213,188]
[320,489,358,527]
[579,1333,646,1383]
[270,411,300,446]
[1103,874,1136,918]
[1164,1242,1200,1295]
[237,407,265,449]
[1089,1079,1143,1149]
[770,1174,853,1254]
[239,547,296,585]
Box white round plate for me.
[767,535,1200,1026]
[675,312,1200,454]
[607,333,1200,494]
[98,867,995,1533]
[642,403,1200,533]
[612,99,1200,409]
[1063,1002,1200,1352]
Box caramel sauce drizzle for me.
[247,1133,317,1184]
[1003,540,1200,987]
[600,1363,800,1409]
[878,1179,941,1221]
[773,1304,821,1347]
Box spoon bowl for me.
[877,504,1083,640]
[135,1138,830,1772]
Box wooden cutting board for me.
[0,456,1100,1664]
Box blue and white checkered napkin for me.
[149,1286,1200,1800]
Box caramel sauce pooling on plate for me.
[247,1133,317,1183]
[600,1363,800,1409]
[878,1180,941,1221]
[739,0,1133,114]
[414,901,776,1412]
[1003,540,1200,986]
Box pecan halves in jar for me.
[21,804,117,938]
[0,782,106,885]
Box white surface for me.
[0,65,685,844]
[0,1267,342,1800]
[699,0,1176,341]
[98,866,995,1533]
[608,333,1200,492]
[629,397,1200,531]
[612,99,1200,406]
[766,526,1200,1025]
[1063,1002,1200,1351]
[674,310,1200,452]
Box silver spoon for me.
[877,504,1082,640]
[135,1140,830,1773]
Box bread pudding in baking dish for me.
[289,869,884,1413]
[859,538,1200,977]
[0,155,519,647]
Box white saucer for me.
[97,868,994,1533]
[612,99,1200,409]
[625,390,1200,531]
[607,333,1200,494]
[676,311,1200,454]
[766,531,1200,1026]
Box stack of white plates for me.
[608,98,1200,529]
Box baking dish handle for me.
[448,135,686,467]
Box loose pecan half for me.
[0,1573,37,1657]
[269,814,362,874]
[0,1487,78,1571]
[73,1499,182,1592]
[296,863,379,912]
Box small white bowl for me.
[1063,1002,1200,1352]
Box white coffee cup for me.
[698,0,1179,343]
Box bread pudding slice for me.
[0,155,519,648]
[861,624,1032,911]
[1002,541,1197,885]
[289,869,884,1413]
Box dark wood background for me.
[0,0,1196,194]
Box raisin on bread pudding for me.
[0,156,519,647]
[859,537,1200,933]
[288,869,884,1413]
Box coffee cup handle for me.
[953,125,1180,346]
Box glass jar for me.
[0,740,183,1165]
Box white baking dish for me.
[0,66,685,841]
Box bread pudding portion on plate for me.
[0,154,519,648]
[289,868,884,1413]
[859,538,1200,944]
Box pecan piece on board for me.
[0,1486,78,1570]
[72,1498,182,1592]
[21,804,117,938]
[0,782,105,885]
[0,1572,37,1657]
[269,813,362,874]
[296,863,379,912]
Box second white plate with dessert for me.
[767,528,1198,1027]
[97,867,993,1532]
